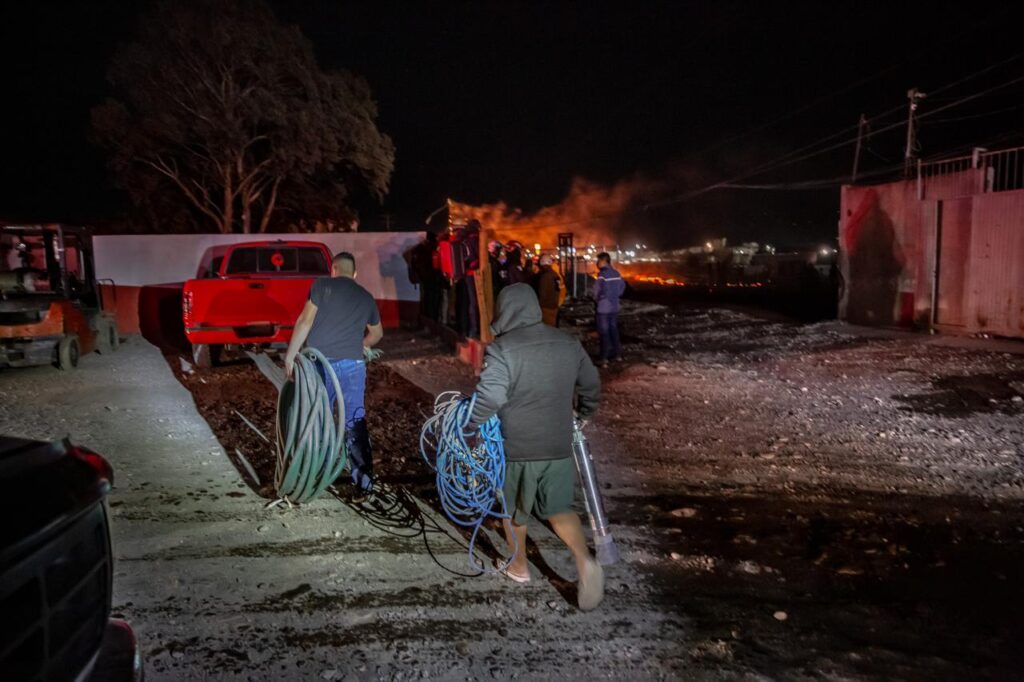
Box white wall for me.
[93,232,425,301]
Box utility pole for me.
[851,113,867,184]
[903,87,927,178]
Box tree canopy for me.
[92,0,394,233]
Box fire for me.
[448,176,660,249]
[633,274,688,287]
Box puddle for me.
[894,371,1024,417]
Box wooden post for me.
[475,229,495,343]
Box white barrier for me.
[92,232,425,333]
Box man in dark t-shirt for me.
[285,251,383,498]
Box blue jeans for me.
[321,359,372,492]
[596,312,621,361]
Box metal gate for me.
[933,198,973,327]
[968,190,1024,336]
[930,190,1024,338]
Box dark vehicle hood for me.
[0,437,111,565]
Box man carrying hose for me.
[285,252,383,500]
[469,283,604,610]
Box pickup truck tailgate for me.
[184,277,315,336]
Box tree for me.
[92,0,394,233]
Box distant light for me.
[534,243,542,252]
[705,242,713,250]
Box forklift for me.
[0,224,119,370]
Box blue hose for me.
[420,392,515,572]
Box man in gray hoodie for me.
[470,283,605,610]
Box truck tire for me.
[97,319,120,354]
[192,343,222,369]
[58,334,80,370]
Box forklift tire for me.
[58,334,80,370]
[97,320,120,354]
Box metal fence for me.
[917,145,1024,196]
[979,145,1024,193]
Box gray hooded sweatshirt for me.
[470,283,600,461]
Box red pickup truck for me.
[182,240,332,366]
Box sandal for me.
[494,557,531,583]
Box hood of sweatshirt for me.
[491,283,543,336]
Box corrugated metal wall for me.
[968,190,1024,337]
[840,173,1024,339]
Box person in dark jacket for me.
[505,241,528,285]
[488,240,508,297]
[408,232,442,322]
[532,254,563,326]
[470,283,604,610]
[593,252,626,366]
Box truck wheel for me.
[59,334,80,370]
[192,343,212,369]
[97,320,120,354]
[192,343,222,369]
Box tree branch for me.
[141,155,224,229]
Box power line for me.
[472,61,1024,232]
[677,6,1021,163]
[926,103,1024,124]
[705,126,1024,192]
[644,70,1024,208]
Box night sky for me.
[2,1,1022,248]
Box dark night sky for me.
[2,1,1022,248]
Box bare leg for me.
[547,512,591,575]
[549,511,604,610]
[502,518,530,577]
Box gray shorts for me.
[502,457,576,525]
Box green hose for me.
[274,347,347,504]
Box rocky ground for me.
[1,300,1023,681]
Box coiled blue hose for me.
[274,347,347,504]
[420,392,515,572]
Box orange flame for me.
[448,176,659,249]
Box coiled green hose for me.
[274,347,347,504]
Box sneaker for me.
[577,558,605,611]
[494,557,531,583]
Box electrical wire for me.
[420,391,514,573]
[641,71,1024,209]
[718,125,1024,192]
[679,9,1022,163]
[499,52,1024,230]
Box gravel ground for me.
[1,303,1023,681]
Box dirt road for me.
[1,305,1022,680]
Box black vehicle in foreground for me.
[0,436,143,681]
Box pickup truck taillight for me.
[183,289,193,325]
[66,442,115,487]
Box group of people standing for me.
[488,240,566,328]
[408,226,626,366]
